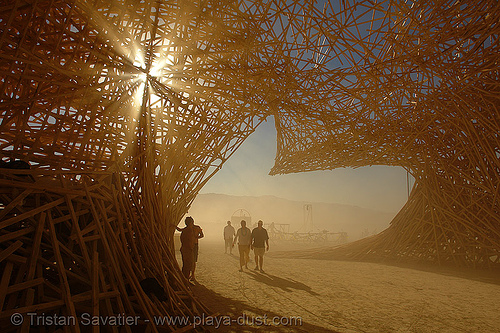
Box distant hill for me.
[186,193,397,241]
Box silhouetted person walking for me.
[224,221,235,254]
[177,216,203,283]
[191,220,204,282]
[233,220,251,272]
[251,220,269,272]
[179,217,195,281]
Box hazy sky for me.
[200,117,411,213]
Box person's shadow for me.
[245,270,319,295]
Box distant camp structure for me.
[268,204,348,244]
[268,222,348,245]
[231,209,252,226]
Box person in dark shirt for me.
[179,217,196,280]
[191,221,204,282]
[177,216,204,283]
[251,220,269,273]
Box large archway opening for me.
[187,116,412,243]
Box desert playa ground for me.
[178,240,500,332]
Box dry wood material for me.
[0,0,500,330]
[266,1,500,268]
[0,171,207,331]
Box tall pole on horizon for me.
[304,203,313,231]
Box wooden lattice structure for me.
[267,1,500,268]
[1,0,500,331]
[0,170,207,332]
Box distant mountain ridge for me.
[187,193,397,241]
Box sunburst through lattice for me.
[1,0,499,331]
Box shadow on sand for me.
[270,248,500,287]
[244,270,319,296]
[192,283,338,333]
[380,260,500,286]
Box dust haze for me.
[184,193,397,245]
[187,119,411,247]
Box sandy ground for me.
[177,240,500,333]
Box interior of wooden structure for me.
[1,0,499,331]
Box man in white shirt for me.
[223,221,236,254]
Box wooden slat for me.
[47,214,80,333]
[91,250,99,333]
[0,240,23,263]
[6,278,44,295]
[0,188,34,220]
[0,197,65,230]
[26,212,46,281]
[0,226,35,244]
[0,262,14,310]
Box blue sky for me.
[200,117,411,213]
